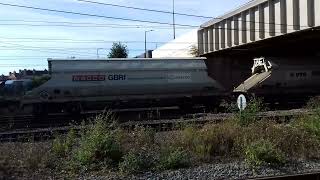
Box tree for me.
[108,42,129,58]
[189,45,199,57]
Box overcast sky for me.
[0,0,250,74]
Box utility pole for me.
[173,0,176,39]
[144,30,154,58]
[96,48,103,59]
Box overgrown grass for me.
[118,126,157,174]
[119,149,156,174]
[158,147,190,170]
[52,129,76,157]
[71,113,123,171]
[0,142,53,178]
[3,100,320,178]
[235,97,265,127]
[245,139,285,168]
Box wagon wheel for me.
[65,102,83,116]
[39,91,50,101]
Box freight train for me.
[0,58,227,116]
[1,57,319,116]
[234,57,320,106]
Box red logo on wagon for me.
[72,75,106,81]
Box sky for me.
[0,0,250,74]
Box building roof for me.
[152,29,198,58]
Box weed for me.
[119,149,156,174]
[235,97,265,127]
[72,113,123,170]
[158,148,190,170]
[118,126,157,174]
[306,97,320,110]
[122,126,155,152]
[295,114,320,138]
[177,122,239,161]
[274,125,320,159]
[52,129,76,157]
[245,139,285,168]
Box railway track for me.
[251,171,320,180]
[0,106,204,131]
[0,108,313,143]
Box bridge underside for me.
[204,27,320,57]
[204,28,320,90]
[199,0,320,90]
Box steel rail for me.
[250,171,320,180]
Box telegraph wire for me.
[0,19,196,29]
[0,22,306,32]
[0,2,198,27]
[0,20,309,31]
[76,0,310,28]
[77,0,213,19]
[0,19,164,27]
[0,42,97,56]
[0,48,199,51]
[0,23,195,29]
[0,21,305,35]
[0,37,197,44]
[0,2,309,29]
[0,19,309,30]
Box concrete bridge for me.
[198,0,320,56]
[198,0,320,90]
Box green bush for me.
[72,114,123,170]
[177,126,212,160]
[306,97,320,110]
[118,126,157,174]
[177,122,239,161]
[158,148,190,170]
[119,152,142,174]
[270,124,320,159]
[119,150,156,174]
[121,126,155,152]
[294,113,320,138]
[245,139,285,168]
[236,97,265,127]
[52,129,76,157]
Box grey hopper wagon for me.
[234,57,320,104]
[21,58,226,114]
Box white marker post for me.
[237,94,247,113]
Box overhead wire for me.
[0,2,310,29]
[0,22,306,32]
[0,36,197,44]
[0,42,97,56]
[0,48,199,51]
[76,0,311,28]
[0,19,197,30]
[76,0,213,19]
[0,2,198,27]
[0,23,194,29]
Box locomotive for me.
[0,58,226,116]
